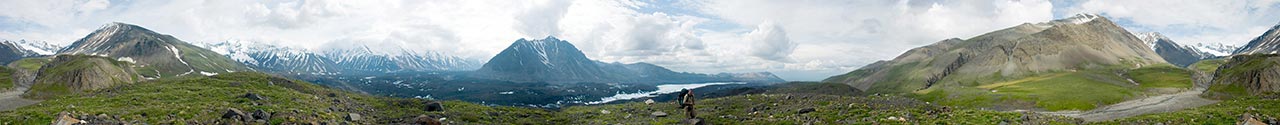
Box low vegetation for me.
[0,72,506,124]
[1100,97,1280,124]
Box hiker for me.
[677,88,696,119]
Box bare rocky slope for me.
[825,14,1166,93]
[25,55,138,99]
[59,22,248,78]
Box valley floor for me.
[0,81,38,112]
[1042,88,1218,122]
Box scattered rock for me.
[347,113,363,121]
[682,118,705,125]
[53,112,83,125]
[243,93,266,101]
[600,110,611,114]
[424,101,444,112]
[1240,113,1267,125]
[645,99,655,105]
[797,107,816,114]
[415,115,443,125]
[252,109,271,120]
[652,111,669,117]
[222,108,248,120]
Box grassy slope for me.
[11,57,51,71]
[1127,64,1194,89]
[0,72,555,124]
[1191,59,1227,73]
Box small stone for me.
[243,93,266,101]
[652,111,669,117]
[644,99,655,105]
[797,108,816,114]
[600,110,611,114]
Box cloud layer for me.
[1,0,1277,81]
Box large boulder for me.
[424,101,444,112]
[52,112,82,125]
[346,113,363,121]
[222,108,248,121]
[251,109,271,120]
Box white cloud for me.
[514,0,573,38]
[744,22,795,61]
[76,0,110,14]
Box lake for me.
[586,82,745,104]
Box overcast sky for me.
[2,0,1279,81]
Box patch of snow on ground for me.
[199,71,218,76]
[116,57,136,63]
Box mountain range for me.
[1134,32,1223,67]
[826,14,1165,92]
[822,14,1197,111]
[473,36,785,84]
[197,40,481,75]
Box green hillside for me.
[0,72,555,124]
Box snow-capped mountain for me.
[1192,43,1238,57]
[322,46,480,72]
[0,39,62,64]
[1134,32,1217,67]
[199,40,339,74]
[198,40,481,75]
[58,22,250,78]
[2,39,61,55]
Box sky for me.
[1,0,1279,81]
